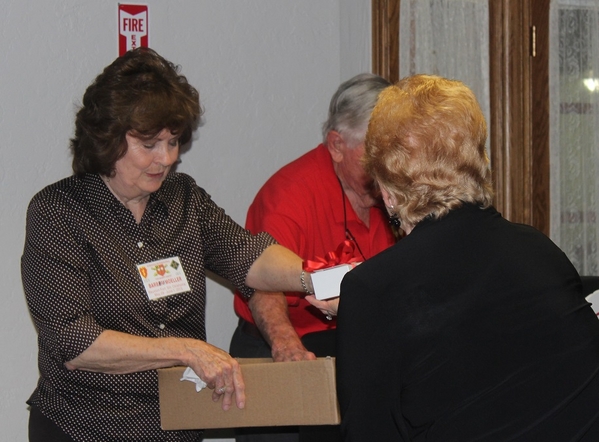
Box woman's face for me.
[110,129,180,202]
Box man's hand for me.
[270,335,316,362]
[249,291,316,362]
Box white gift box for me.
[586,290,599,318]
[311,263,359,300]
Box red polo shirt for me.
[234,144,395,337]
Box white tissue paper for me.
[180,367,207,392]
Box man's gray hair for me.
[322,73,391,147]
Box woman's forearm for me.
[64,330,189,374]
[65,329,246,410]
[245,244,314,294]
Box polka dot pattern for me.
[21,172,276,441]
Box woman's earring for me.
[387,205,401,228]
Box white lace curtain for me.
[399,0,490,151]
[550,0,599,275]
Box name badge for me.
[137,256,191,300]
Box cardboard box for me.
[158,357,340,430]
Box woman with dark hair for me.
[308,75,599,441]
[22,47,315,442]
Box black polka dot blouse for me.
[21,172,276,442]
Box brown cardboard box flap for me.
[158,357,340,430]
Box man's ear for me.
[325,130,345,163]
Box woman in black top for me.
[308,74,599,441]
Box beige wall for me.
[0,1,370,439]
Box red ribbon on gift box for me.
[302,240,361,272]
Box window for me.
[550,1,599,274]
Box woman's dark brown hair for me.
[70,47,202,176]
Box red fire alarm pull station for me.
[118,4,149,56]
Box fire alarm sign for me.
[118,4,149,56]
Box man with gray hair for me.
[230,73,396,442]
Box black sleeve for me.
[336,269,409,441]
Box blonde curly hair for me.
[364,74,493,229]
